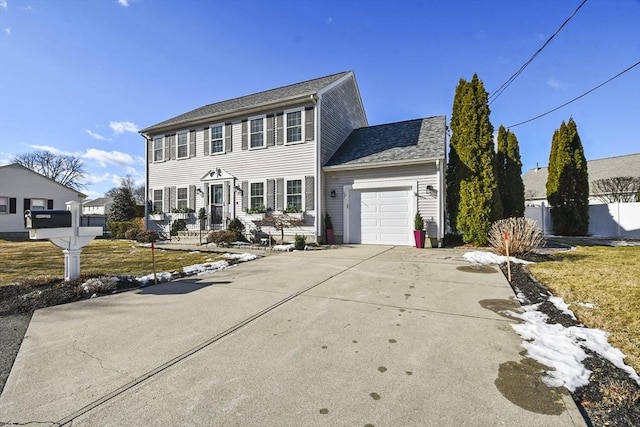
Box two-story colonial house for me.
[140,71,446,246]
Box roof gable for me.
[325,116,446,168]
[141,71,351,134]
[0,163,87,198]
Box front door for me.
[210,184,224,230]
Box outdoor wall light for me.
[330,190,336,198]
[196,188,204,196]
[426,185,437,197]
[234,185,244,195]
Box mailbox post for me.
[25,201,103,281]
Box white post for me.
[63,248,82,281]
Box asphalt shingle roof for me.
[141,71,351,133]
[326,116,446,167]
[523,153,640,200]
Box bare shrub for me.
[488,217,544,256]
[206,230,237,245]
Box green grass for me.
[0,239,224,285]
[528,245,640,374]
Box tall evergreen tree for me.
[546,118,589,235]
[447,74,502,245]
[496,125,525,218]
[108,187,137,222]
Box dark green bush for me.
[107,221,138,239]
[206,230,236,245]
[136,230,159,243]
[227,218,245,241]
[170,219,187,236]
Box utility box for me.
[24,210,72,229]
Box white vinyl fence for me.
[525,202,640,238]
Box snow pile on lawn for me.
[224,253,259,262]
[135,252,259,284]
[272,243,294,252]
[463,251,530,265]
[510,303,640,391]
[463,251,640,390]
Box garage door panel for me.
[359,188,412,246]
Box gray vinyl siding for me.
[319,78,367,166]
[323,163,440,243]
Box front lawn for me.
[0,239,223,286]
[528,245,640,374]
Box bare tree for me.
[105,175,145,204]
[591,177,640,203]
[13,150,87,190]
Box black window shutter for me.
[204,127,210,156]
[9,197,17,214]
[241,181,248,210]
[225,123,232,153]
[305,176,314,211]
[266,115,275,147]
[47,199,54,210]
[189,130,196,158]
[24,198,31,213]
[305,107,314,141]
[275,113,284,145]
[266,179,275,211]
[276,178,284,211]
[241,120,248,150]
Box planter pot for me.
[284,212,304,220]
[326,228,334,245]
[149,213,165,221]
[413,230,426,249]
[246,213,265,221]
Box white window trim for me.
[153,136,164,162]
[152,188,164,212]
[284,108,305,145]
[176,186,189,209]
[0,196,7,214]
[176,131,189,160]
[31,198,46,210]
[248,180,267,211]
[284,176,305,212]
[248,114,266,150]
[210,123,225,155]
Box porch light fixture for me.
[196,188,204,196]
[330,190,336,198]
[426,185,437,197]
[234,185,243,195]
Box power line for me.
[506,61,640,128]
[489,0,588,105]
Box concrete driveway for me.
[0,245,585,426]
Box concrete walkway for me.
[0,246,585,426]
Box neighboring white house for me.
[0,163,86,237]
[82,197,113,215]
[140,71,446,246]
[523,153,640,206]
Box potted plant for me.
[325,212,334,245]
[414,212,425,249]
[294,233,306,250]
[245,205,266,220]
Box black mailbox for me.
[24,210,72,229]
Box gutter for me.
[323,156,444,172]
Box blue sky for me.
[1,0,638,199]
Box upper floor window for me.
[0,196,7,213]
[286,179,303,212]
[177,132,188,159]
[152,189,163,212]
[210,124,224,154]
[153,136,164,162]
[286,109,303,143]
[250,182,265,211]
[249,116,265,149]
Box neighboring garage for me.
[323,116,447,247]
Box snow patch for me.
[224,253,259,262]
[136,271,173,285]
[576,302,595,309]
[547,295,577,320]
[272,244,294,252]
[182,260,229,275]
[463,251,531,265]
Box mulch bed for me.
[503,257,640,427]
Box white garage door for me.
[360,188,412,245]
